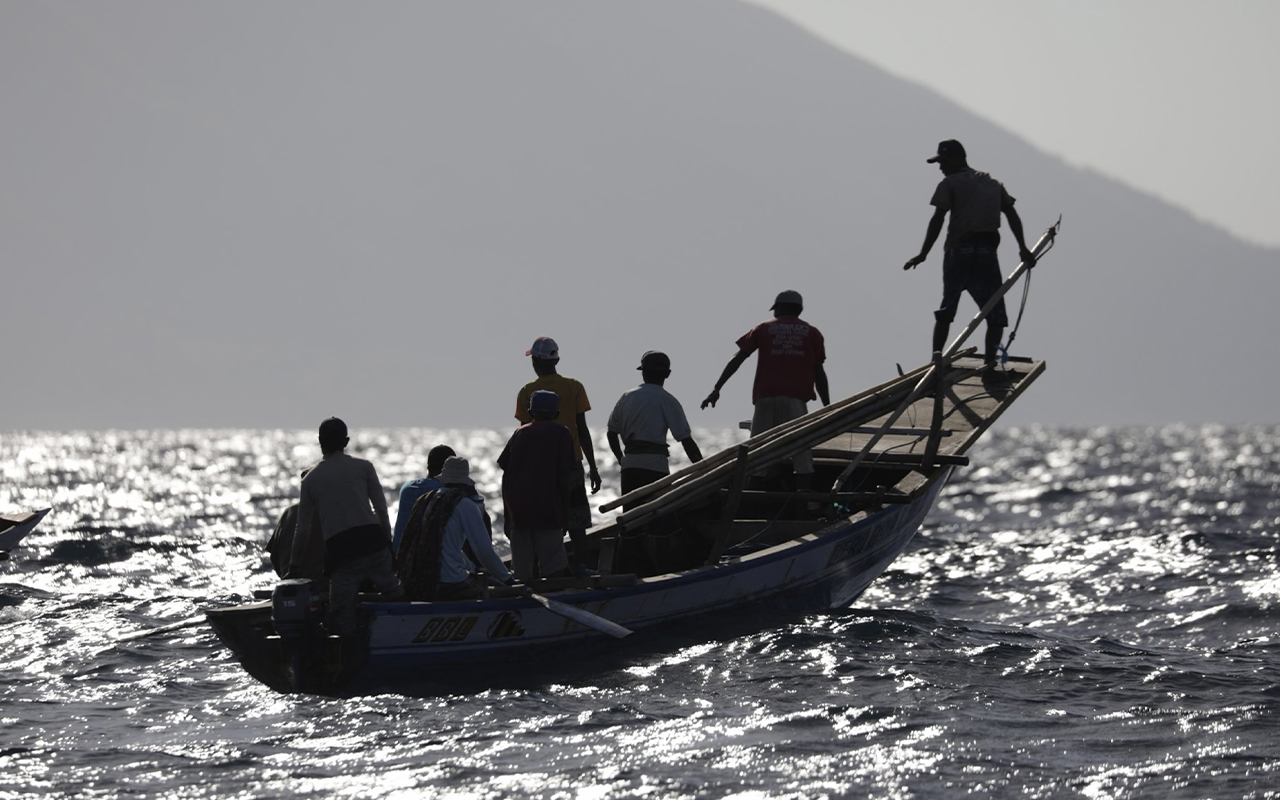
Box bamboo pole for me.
[922,350,947,463]
[941,220,1058,362]
[705,445,751,565]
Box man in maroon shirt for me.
[498,390,577,581]
[701,290,830,489]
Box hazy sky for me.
[3,1,1278,432]
[743,0,1280,248]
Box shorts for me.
[506,527,570,581]
[326,548,402,634]
[751,395,813,474]
[937,244,1008,326]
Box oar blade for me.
[528,592,632,639]
[114,615,206,644]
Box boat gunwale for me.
[364,466,950,619]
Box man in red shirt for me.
[701,290,830,489]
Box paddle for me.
[114,615,206,644]
[112,594,632,644]
[523,589,632,639]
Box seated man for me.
[289,417,403,634]
[392,444,455,553]
[397,456,513,600]
[498,390,576,581]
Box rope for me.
[999,234,1055,364]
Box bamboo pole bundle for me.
[599,361,940,515]
[616,353,1003,531]
[614,369,954,530]
[605,370,922,521]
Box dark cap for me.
[525,336,559,360]
[926,139,966,163]
[426,444,457,475]
[770,289,803,310]
[637,350,671,371]
[529,389,560,417]
[318,416,347,440]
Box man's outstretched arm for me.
[701,349,750,409]
[904,207,947,270]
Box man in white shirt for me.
[607,351,704,575]
[608,351,703,504]
[289,417,402,633]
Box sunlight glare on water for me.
[1,425,1279,797]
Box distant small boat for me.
[0,508,51,560]
[208,222,1060,694]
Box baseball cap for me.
[770,289,803,310]
[637,350,671,371]
[926,139,966,163]
[529,389,560,416]
[525,336,559,359]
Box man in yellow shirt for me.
[515,337,602,574]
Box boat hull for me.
[207,472,947,692]
[0,508,50,556]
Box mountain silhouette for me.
[2,0,1276,430]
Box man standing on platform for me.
[515,336,601,574]
[902,139,1035,367]
[701,290,830,491]
[607,350,703,506]
[289,417,402,634]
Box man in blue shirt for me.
[392,444,455,553]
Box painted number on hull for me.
[413,615,478,644]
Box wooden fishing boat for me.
[207,224,1060,694]
[0,508,50,560]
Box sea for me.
[1,425,1278,799]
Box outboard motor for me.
[271,578,324,693]
[271,578,320,639]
